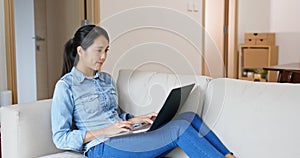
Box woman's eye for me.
[97,50,102,53]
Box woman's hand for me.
[84,113,157,143]
[104,121,134,136]
[84,121,134,143]
[128,112,158,125]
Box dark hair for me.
[61,25,110,76]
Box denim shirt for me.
[51,67,133,153]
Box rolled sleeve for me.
[119,112,135,121]
[51,80,86,152]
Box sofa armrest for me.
[1,99,61,158]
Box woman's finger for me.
[118,122,134,130]
[147,112,158,118]
[145,118,154,124]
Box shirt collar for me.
[71,67,105,83]
[97,71,105,81]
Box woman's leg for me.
[86,138,175,158]
[87,118,225,158]
[174,112,232,155]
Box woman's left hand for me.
[128,112,157,125]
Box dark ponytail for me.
[61,25,110,77]
[61,38,76,76]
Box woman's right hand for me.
[104,121,134,136]
[84,121,134,143]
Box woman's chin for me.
[95,65,102,71]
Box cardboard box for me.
[239,45,278,82]
[243,48,269,68]
[244,33,275,45]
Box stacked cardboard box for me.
[239,33,278,82]
[244,33,275,45]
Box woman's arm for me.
[51,80,86,151]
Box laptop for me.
[111,83,195,137]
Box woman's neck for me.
[75,64,94,78]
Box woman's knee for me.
[167,119,192,137]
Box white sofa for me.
[1,69,300,158]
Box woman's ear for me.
[77,46,83,56]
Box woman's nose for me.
[100,52,106,60]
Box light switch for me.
[193,1,199,12]
[187,1,193,12]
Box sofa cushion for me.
[117,69,212,116]
[203,78,300,158]
[39,151,86,158]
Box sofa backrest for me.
[117,69,212,116]
[1,99,61,158]
[202,78,300,158]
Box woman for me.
[51,25,236,158]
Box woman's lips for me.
[97,61,103,65]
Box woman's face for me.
[78,35,109,72]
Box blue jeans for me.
[86,112,231,158]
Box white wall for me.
[239,0,300,65]
[0,0,7,92]
[238,0,271,44]
[270,0,300,64]
[100,0,203,79]
[14,0,37,103]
